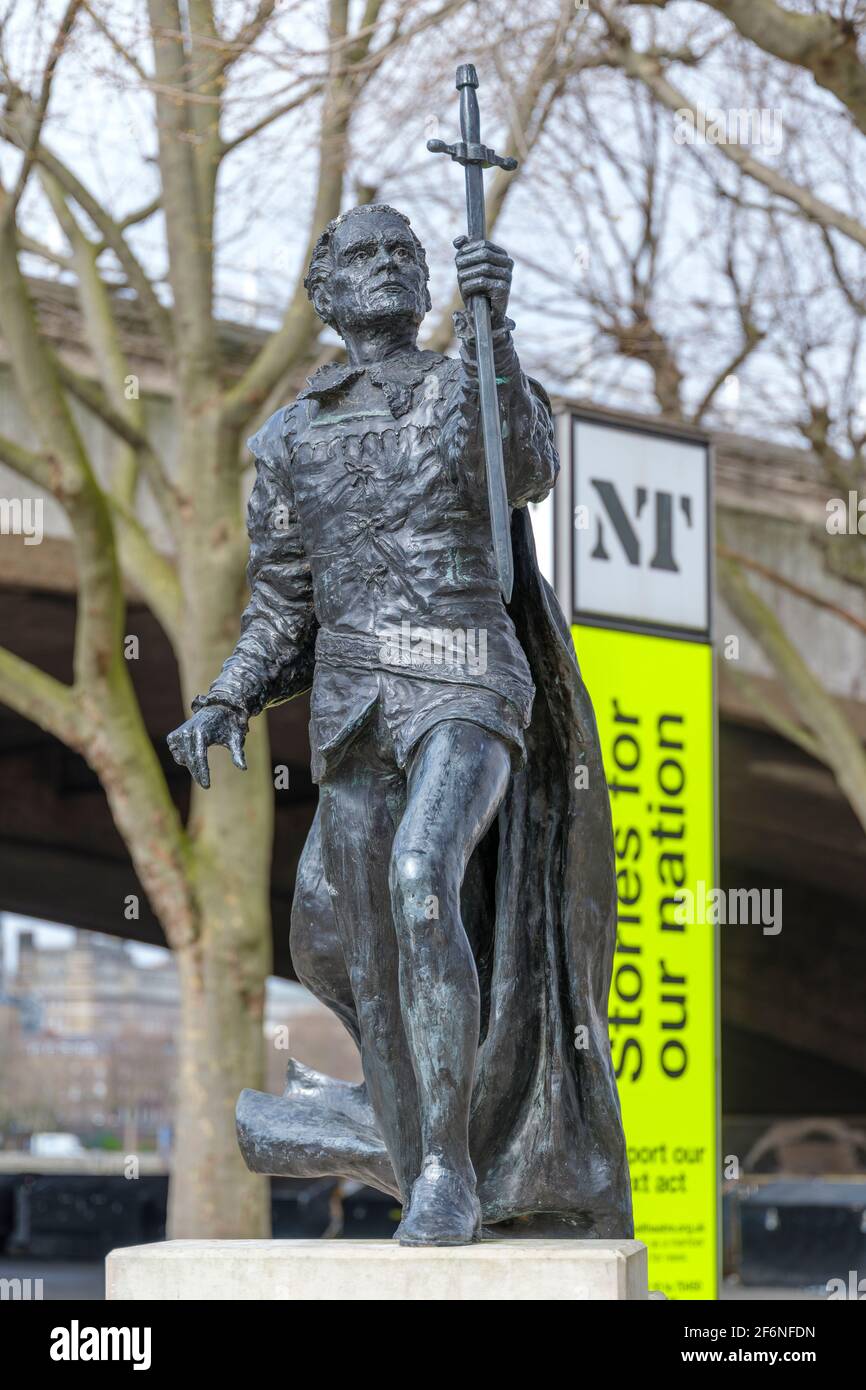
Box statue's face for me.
[327,210,428,335]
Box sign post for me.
[555,410,719,1300]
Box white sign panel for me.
[571,419,711,638]
[529,493,554,588]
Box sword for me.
[428,63,518,603]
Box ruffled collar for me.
[299,349,448,418]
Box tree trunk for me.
[166,402,277,1239]
[168,870,272,1238]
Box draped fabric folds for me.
[237,508,633,1239]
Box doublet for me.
[194,326,559,782]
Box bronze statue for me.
[169,66,632,1247]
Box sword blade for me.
[461,136,514,603]
[472,293,514,603]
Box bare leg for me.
[389,720,511,1244]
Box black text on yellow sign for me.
[573,623,718,1300]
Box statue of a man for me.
[169,204,632,1246]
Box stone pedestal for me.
[106,1238,648,1301]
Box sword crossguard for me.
[426,138,518,172]
[426,61,519,175]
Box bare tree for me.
[0,0,603,1235]
[1,0,864,1236]
[479,0,866,836]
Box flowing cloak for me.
[237,505,634,1240]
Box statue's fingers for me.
[455,240,502,256]
[455,235,486,253]
[456,256,511,280]
[459,264,512,285]
[228,726,247,772]
[456,244,512,268]
[191,730,211,789]
[463,266,512,285]
[167,731,192,772]
[460,273,511,299]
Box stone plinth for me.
[106,1238,648,1301]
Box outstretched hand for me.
[167,704,248,790]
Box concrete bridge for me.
[1,280,864,1120]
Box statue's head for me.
[304,204,431,338]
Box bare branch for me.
[718,544,866,638]
[219,0,279,74]
[592,7,866,251]
[147,0,216,382]
[219,0,357,430]
[17,229,71,268]
[0,645,79,746]
[107,495,183,642]
[0,428,54,492]
[1,0,83,229]
[723,664,826,763]
[634,0,866,136]
[0,191,124,689]
[719,554,866,836]
[0,89,174,348]
[220,80,324,156]
[1,407,180,638]
[55,357,180,536]
[81,0,150,81]
[426,0,586,353]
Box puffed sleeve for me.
[191,404,317,719]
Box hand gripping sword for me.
[427,63,518,603]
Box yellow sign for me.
[573,623,718,1300]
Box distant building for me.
[3,930,178,1147]
[14,929,178,1040]
[1,925,361,1149]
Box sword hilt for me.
[426,63,518,172]
[426,138,517,172]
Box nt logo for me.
[589,479,694,573]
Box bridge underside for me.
[2,582,865,1116]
